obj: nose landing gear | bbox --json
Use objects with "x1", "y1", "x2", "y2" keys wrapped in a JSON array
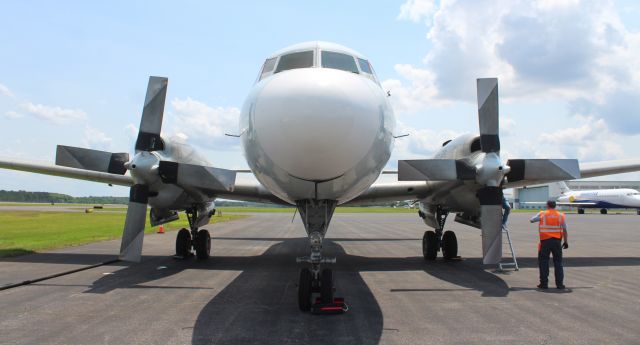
[
  {"x1": 296, "y1": 230, "x2": 337, "y2": 312},
  {"x1": 295, "y1": 200, "x2": 345, "y2": 314}
]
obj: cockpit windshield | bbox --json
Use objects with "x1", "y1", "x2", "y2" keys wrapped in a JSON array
[
  {"x1": 357, "y1": 58, "x2": 372, "y2": 74},
  {"x1": 257, "y1": 47, "x2": 380, "y2": 85},
  {"x1": 274, "y1": 51, "x2": 314, "y2": 74},
  {"x1": 321, "y1": 51, "x2": 359, "y2": 74},
  {"x1": 259, "y1": 57, "x2": 277, "y2": 80}
]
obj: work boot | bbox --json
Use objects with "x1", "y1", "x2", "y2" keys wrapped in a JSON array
[
  {"x1": 556, "y1": 284, "x2": 566, "y2": 289},
  {"x1": 537, "y1": 283, "x2": 548, "y2": 289}
]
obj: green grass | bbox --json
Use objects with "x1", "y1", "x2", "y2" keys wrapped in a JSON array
[{"x1": 0, "y1": 211, "x2": 246, "y2": 258}]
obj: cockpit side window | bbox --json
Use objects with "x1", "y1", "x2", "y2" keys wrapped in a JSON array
[
  {"x1": 357, "y1": 57, "x2": 381, "y2": 85},
  {"x1": 274, "y1": 51, "x2": 314, "y2": 73},
  {"x1": 358, "y1": 58, "x2": 372, "y2": 74},
  {"x1": 321, "y1": 51, "x2": 359, "y2": 74},
  {"x1": 259, "y1": 57, "x2": 277, "y2": 80}
]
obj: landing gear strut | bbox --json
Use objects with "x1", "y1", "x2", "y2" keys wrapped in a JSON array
[
  {"x1": 422, "y1": 205, "x2": 458, "y2": 260},
  {"x1": 295, "y1": 200, "x2": 338, "y2": 312},
  {"x1": 175, "y1": 206, "x2": 212, "y2": 260}
]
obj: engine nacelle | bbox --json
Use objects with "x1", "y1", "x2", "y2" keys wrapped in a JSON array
[{"x1": 434, "y1": 133, "x2": 482, "y2": 160}]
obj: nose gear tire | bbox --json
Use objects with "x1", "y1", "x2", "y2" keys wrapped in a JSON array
[
  {"x1": 298, "y1": 268, "x2": 312, "y2": 311},
  {"x1": 320, "y1": 269, "x2": 334, "y2": 304}
]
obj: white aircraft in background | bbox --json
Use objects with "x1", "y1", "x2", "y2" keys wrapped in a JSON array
[
  {"x1": 555, "y1": 181, "x2": 640, "y2": 215},
  {"x1": 2, "y1": 41, "x2": 640, "y2": 311}
]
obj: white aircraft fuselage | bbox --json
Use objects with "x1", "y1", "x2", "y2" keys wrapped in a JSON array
[
  {"x1": 557, "y1": 189, "x2": 640, "y2": 209},
  {"x1": 239, "y1": 42, "x2": 395, "y2": 204}
]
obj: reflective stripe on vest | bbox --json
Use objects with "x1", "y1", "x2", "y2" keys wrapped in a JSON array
[{"x1": 539, "y1": 210, "x2": 564, "y2": 240}]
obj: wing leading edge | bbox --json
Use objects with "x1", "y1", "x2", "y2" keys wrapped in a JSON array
[{"x1": 0, "y1": 157, "x2": 288, "y2": 205}]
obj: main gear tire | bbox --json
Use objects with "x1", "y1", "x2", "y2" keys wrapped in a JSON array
[
  {"x1": 423, "y1": 230, "x2": 438, "y2": 260},
  {"x1": 175, "y1": 228, "x2": 191, "y2": 258},
  {"x1": 442, "y1": 230, "x2": 458, "y2": 260},
  {"x1": 195, "y1": 229, "x2": 211, "y2": 260}
]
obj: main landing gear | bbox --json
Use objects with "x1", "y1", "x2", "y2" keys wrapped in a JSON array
[
  {"x1": 175, "y1": 207, "x2": 212, "y2": 260},
  {"x1": 422, "y1": 206, "x2": 458, "y2": 261},
  {"x1": 296, "y1": 200, "x2": 342, "y2": 312}
]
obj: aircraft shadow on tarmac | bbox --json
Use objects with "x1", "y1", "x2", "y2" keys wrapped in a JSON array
[{"x1": 4, "y1": 238, "x2": 640, "y2": 345}]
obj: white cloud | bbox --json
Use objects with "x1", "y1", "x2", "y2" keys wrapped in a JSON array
[
  {"x1": 519, "y1": 116, "x2": 625, "y2": 162},
  {"x1": 20, "y1": 102, "x2": 86, "y2": 124},
  {"x1": 3, "y1": 110, "x2": 22, "y2": 119},
  {"x1": 391, "y1": 121, "x2": 462, "y2": 162},
  {"x1": 124, "y1": 123, "x2": 138, "y2": 139},
  {"x1": 169, "y1": 97, "x2": 241, "y2": 151},
  {"x1": 383, "y1": 64, "x2": 442, "y2": 113},
  {"x1": 0, "y1": 83, "x2": 15, "y2": 98},
  {"x1": 535, "y1": 0, "x2": 580, "y2": 11},
  {"x1": 397, "y1": 0, "x2": 436, "y2": 23},
  {"x1": 83, "y1": 126, "x2": 112, "y2": 151},
  {"x1": 391, "y1": 0, "x2": 640, "y2": 110}
]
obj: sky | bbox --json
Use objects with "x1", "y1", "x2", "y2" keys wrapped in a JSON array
[{"x1": 1, "y1": 0, "x2": 640, "y2": 197}]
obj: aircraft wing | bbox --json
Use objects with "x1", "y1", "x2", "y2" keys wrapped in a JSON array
[
  {"x1": 503, "y1": 159, "x2": 640, "y2": 189},
  {"x1": 0, "y1": 157, "x2": 134, "y2": 187},
  {"x1": 353, "y1": 158, "x2": 640, "y2": 205},
  {"x1": 578, "y1": 159, "x2": 640, "y2": 179},
  {"x1": 0, "y1": 156, "x2": 289, "y2": 205},
  {"x1": 345, "y1": 181, "x2": 435, "y2": 205},
  {"x1": 216, "y1": 181, "x2": 290, "y2": 205}
]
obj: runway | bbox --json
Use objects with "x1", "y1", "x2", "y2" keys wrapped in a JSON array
[{"x1": 0, "y1": 212, "x2": 638, "y2": 345}]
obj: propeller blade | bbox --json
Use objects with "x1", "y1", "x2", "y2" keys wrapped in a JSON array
[
  {"x1": 398, "y1": 159, "x2": 476, "y2": 181},
  {"x1": 135, "y1": 76, "x2": 168, "y2": 152},
  {"x1": 119, "y1": 184, "x2": 149, "y2": 262},
  {"x1": 506, "y1": 159, "x2": 580, "y2": 183},
  {"x1": 477, "y1": 186, "x2": 503, "y2": 265},
  {"x1": 56, "y1": 145, "x2": 128, "y2": 175},
  {"x1": 476, "y1": 78, "x2": 500, "y2": 153},
  {"x1": 158, "y1": 161, "x2": 237, "y2": 192}
]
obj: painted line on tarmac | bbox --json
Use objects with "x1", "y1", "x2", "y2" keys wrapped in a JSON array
[{"x1": 0, "y1": 259, "x2": 120, "y2": 291}]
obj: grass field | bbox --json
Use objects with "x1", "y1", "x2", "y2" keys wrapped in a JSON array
[
  {"x1": 0, "y1": 202, "x2": 127, "y2": 207},
  {"x1": 0, "y1": 212, "x2": 246, "y2": 258}
]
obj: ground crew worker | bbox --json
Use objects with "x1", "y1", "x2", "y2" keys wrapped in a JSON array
[
  {"x1": 530, "y1": 200, "x2": 568, "y2": 289},
  {"x1": 502, "y1": 196, "x2": 511, "y2": 227}
]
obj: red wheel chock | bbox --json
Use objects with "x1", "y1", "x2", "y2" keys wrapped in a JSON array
[{"x1": 310, "y1": 297, "x2": 348, "y2": 315}]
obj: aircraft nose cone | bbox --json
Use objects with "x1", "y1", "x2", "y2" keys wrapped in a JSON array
[{"x1": 253, "y1": 69, "x2": 383, "y2": 181}]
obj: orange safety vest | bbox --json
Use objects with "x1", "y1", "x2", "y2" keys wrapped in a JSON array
[{"x1": 538, "y1": 209, "x2": 565, "y2": 241}]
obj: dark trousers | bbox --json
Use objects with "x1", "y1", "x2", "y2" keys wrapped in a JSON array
[{"x1": 538, "y1": 238, "x2": 564, "y2": 286}]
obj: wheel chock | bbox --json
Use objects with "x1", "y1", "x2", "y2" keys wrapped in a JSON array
[{"x1": 310, "y1": 297, "x2": 348, "y2": 315}]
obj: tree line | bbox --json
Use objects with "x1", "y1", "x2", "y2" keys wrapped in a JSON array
[{"x1": 0, "y1": 190, "x2": 128, "y2": 204}]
